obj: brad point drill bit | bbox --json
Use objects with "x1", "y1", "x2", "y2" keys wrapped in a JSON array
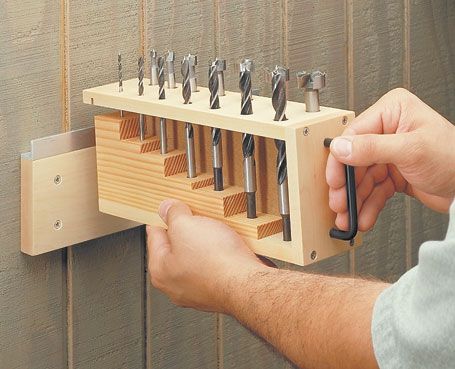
[
  {"x1": 239, "y1": 59, "x2": 256, "y2": 218},
  {"x1": 149, "y1": 49, "x2": 158, "y2": 85},
  {"x1": 215, "y1": 58, "x2": 226, "y2": 96},
  {"x1": 118, "y1": 53, "x2": 124, "y2": 117},
  {"x1": 138, "y1": 56, "x2": 146, "y2": 141},
  {"x1": 296, "y1": 70, "x2": 326, "y2": 112},
  {"x1": 182, "y1": 56, "x2": 196, "y2": 178},
  {"x1": 272, "y1": 66, "x2": 291, "y2": 241},
  {"x1": 166, "y1": 51, "x2": 176, "y2": 89},
  {"x1": 158, "y1": 56, "x2": 168, "y2": 154},
  {"x1": 209, "y1": 60, "x2": 223, "y2": 191},
  {"x1": 188, "y1": 54, "x2": 198, "y2": 92}
]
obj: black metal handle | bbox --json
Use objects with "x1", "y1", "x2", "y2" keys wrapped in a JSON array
[{"x1": 324, "y1": 138, "x2": 358, "y2": 241}]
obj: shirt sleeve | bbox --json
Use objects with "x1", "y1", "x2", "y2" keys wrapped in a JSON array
[{"x1": 371, "y1": 201, "x2": 455, "y2": 369}]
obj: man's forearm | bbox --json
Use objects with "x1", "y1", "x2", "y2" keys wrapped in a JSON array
[{"x1": 224, "y1": 266, "x2": 388, "y2": 369}]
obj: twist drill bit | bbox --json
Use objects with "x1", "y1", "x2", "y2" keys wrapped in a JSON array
[
  {"x1": 215, "y1": 58, "x2": 226, "y2": 96},
  {"x1": 209, "y1": 60, "x2": 223, "y2": 191},
  {"x1": 182, "y1": 56, "x2": 196, "y2": 178},
  {"x1": 166, "y1": 51, "x2": 176, "y2": 89},
  {"x1": 118, "y1": 53, "x2": 124, "y2": 117},
  {"x1": 239, "y1": 59, "x2": 256, "y2": 218},
  {"x1": 272, "y1": 66, "x2": 291, "y2": 241},
  {"x1": 296, "y1": 70, "x2": 326, "y2": 112},
  {"x1": 138, "y1": 56, "x2": 145, "y2": 141},
  {"x1": 157, "y1": 56, "x2": 168, "y2": 154},
  {"x1": 239, "y1": 59, "x2": 253, "y2": 115},
  {"x1": 188, "y1": 54, "x2": 198, "y2": 92},
  {"x1": 149, "y1": 49, "x2": 158, "y2": 86}
]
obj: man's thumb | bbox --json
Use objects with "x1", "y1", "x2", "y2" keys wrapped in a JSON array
[
  {"x1": 330, "y1": 134, "x2": 406, "y2": 166},
  {"x1": 158, "y1": 199, "x2": 193, "y2": 226}
]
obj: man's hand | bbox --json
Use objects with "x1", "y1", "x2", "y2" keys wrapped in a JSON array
[
  {"x1": 326, "y1": 88, "x2": 455, "y2": 232},
  {"x1": 147, "y1": 199, "x2": 263, "y2": 313}
]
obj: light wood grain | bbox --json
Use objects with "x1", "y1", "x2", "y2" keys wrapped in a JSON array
[{"x1": 21, "y1": 148, "x2": 138, "y2": 256}]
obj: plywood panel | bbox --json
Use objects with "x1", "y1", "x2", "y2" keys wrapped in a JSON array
[
  {"x1": 0, "y1": 1, "x2": 66, "y2": 368},
  {"x1": 67, "y1": 1, "x2": 145, "y2": 368},
  {"x1": 145, "y1": 1, "x2": 219, "y2": 368},
  {"x1": 352, "y1": 1, "x2": 407, "y2": 282}
]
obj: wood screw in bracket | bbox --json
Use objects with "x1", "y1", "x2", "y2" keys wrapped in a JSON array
[
  {"x1": 342, "y1": 116, "x2": 348, "y2": 125},
  {"x1": 53, "y1": 220, "x2": 62, "y2": 230},
  {"x1": 310, "y1": 250, "x2": 317, "y2": 260},
  {"x1": 54, "y1": 174, "x2": 62, "y2": 185},
  {"x1": 303, "y1": 127, "x2": 310, "y2": 136}
]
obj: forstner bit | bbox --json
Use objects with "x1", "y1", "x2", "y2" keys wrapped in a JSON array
[
  {"x1": 138, "y1": 56, "x2": 146, "y2": 141},
  {"x1": 166, "y1": 51, "x2": 177, "y2": 89},
  {"x1": 215, "y1": 58, "x2": 226, "y2": 96},
  {"x1": 188, "y1": 54, "x2": 198, "y2": 92},
  {"x1": 209, "y1": 60, "x2": 223, "y2": 191},
  {"x1": 296, "y1": 70, "x2": 326, "y2": 112},
  {"x1": 239, "y1": 59, "x2": 256, "y2": 219},
  {"x1": 157, "y1": 56, "x2": 168, "y2": 154},
  {"x1": 149, "y1": 49, "x2": 158, "y2": 86},
  {"x1": 118, "y1": 53, "x2": 124, "y2": 117},
  {"x1": 272, "y1": 65, "x2": 291, "y2": 241},
  {"x1": 181, "y1": 56, "x2": 196, "y2": 178}
]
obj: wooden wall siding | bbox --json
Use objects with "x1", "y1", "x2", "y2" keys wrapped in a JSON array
[
  {"x1": 0, "y1": 1, "x2": 66, "y2": 369},
  {"x1": 66, "y1": 1, "x2": 146, "y2": 368},
  {"x1": 0, "y1": 1, "x2": 453, "y2": 369},
  {"x1": 145, "y1": 2, "x2": 219, "y2": 369}
]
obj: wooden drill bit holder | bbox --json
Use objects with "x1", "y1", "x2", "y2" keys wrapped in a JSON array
[{"x1": 83, "y1": 78, "x2": 361, "y2": 265}]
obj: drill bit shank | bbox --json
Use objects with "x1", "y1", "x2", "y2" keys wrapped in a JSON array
[
  {"x1": 118, "y1": 53, "x2": 124, "y2": 117},
  {"x1": 215, "y1": 58, "x2": 226, "y2": 96},
  {"x1": 150, "y1": 49, "x2": 158, "y2": 85},
  {"x1": 297, "y1": 70, "x2": 326, "y2": 112},
  {"x1": 272, "y1": 66, "x2": 291, "y2": 241},
  {"x1": 209, "y1": 60, "x2": 223, "y2": 191},
  {"x1": 138, "y1": 56, "x2": 145, "y2": 141},
  {"x1": 242, "y1": 132, "x2": 257, "y2": 218},
  {"x1": 166, "y1": 51, "x2": 176, "y2": 89},
  {"x1": 158, "y1": 56, "x2": 167, "y2": 154}
]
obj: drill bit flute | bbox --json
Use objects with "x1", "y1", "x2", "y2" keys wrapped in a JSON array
[
  {"x1": 209, "y1": 60, "x2": 223, "y2": 191},
  {"x1": 157, "y1": 56, "x2": 167, "y2": 154},
  {"x1": 272, "y1": 66, "x2": 291, "y2": 241},
  {"x1": 138, "y1": 56, "x2": 146, "y2": 141},
  {"x1": 149, "y1": 49, "x2": 158, "y2": 86},
  {"x1": 188, "y1": 54, "x2": 198, "y2": 92},
  {"x1": 166, "y1": 51, "x2": 176, "y2": 89},
  {"x1": 118, "y1": 53, "x2": 124, "y2": 117},
  {"x1": 239, "y1": 59, "x2": 257, "y2": 218},
  {"x1": 215, "y1": 58, "x2": 226, "y2": 96},
  {"x1": 182, "y1": 56, "x2": 196, "y2": 178}
]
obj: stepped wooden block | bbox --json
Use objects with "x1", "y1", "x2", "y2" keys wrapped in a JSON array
[
  {"x1": 85, "y1": 79, "x2": 363, "y2": 265},
  {"x1": 94, "y1": 113, "x2": 279, "y2": 241}
]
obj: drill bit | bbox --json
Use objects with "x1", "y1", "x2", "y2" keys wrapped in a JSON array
[
  {"x1": 215, "y1": 58, "x2": 226, "y2": 96},
  {"x1": 272, "y1": 66, "x2": 291, "y2": 241},
  {"x1": 296, "y1": 70, "x2": 326, "y2": 112},
  {"x1": 209, "y1": 60, "x2": 223, "y2": 191},
  {"x1": 118, "y1": 53, "x2": 124, "y2": 117},
  {"x1": 188, "y1": 54, "x2": 198, "y2": 92},
  {"x1": 138, "y1": 56, "x2": 145, "y2": 141},
  {"x1": 166, "y1": 51, "x2": 176, "y2": 89},
  {"x1": 239, "y1": 59, "x2": 253, "y2": 115},
  {"x1": 182, "y1": 56, "x2": 196, "y2": 178},
  {"x1": 239, "y1": 59, "x2": 256, "y2": 218},
  {"x1": 149, "y1": 49, "x2": 158, "y2": 85},
  {"x1": 157, "y1": 56, "x2": 167, "y2": 154}
]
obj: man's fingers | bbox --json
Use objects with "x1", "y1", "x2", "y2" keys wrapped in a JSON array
[
  {"x1": 330, "y1": 133, "x2": 409, "y2": 167},
  {"x1": 146, "y1": 225, "x2": 171, "y2": 278},
  {"x1": 158, "y1": 199, "x2": 193, "y2": 226}
]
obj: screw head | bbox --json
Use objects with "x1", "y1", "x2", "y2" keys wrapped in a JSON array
[
  {"x1": 303, "y1": 127, "x2": 310, "y2": 136},
  {"x1": 53, "y1": 220, "x2": 62, "y2": 230},
  {"x1": 54, "y1": 175, "x2": 62, "y2": 185},
  {"x1": 310, "y1": 250, "x2": 317, "y2": 260},
  {"x1": 342, "y1": 116, "x2": 348, "y2": 125}
]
